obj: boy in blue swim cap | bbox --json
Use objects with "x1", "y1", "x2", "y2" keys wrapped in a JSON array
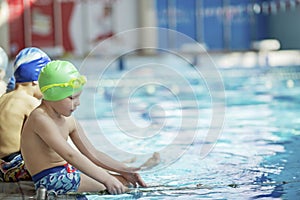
[
  {"x1": 21, "y1": 60, "x2": 160, "y2": 195},
  {"x1": 0, "y1": 47, "x2": 51, "y2": 182}
]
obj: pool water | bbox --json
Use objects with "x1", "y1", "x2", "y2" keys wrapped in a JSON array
[{"x1": 74, "y1": 55, "x2": 300, "y2": 199}]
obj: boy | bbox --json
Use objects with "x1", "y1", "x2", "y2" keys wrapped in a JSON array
[
  {"x1": 21, "y1": 60, "x2": 153, "y2": 195},
  {"x1": 0, "y1": 47, "x2": 51, "y2": 181}
]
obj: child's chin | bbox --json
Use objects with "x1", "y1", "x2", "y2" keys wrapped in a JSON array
[{"x1": 64, "y1": 112, "x2": 73, "y2": 117}]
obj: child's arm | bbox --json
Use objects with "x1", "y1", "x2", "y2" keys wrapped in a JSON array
[
  {"x1": 35, "y1": 114, "x2": 127, "y2": 194},
  {"x1": 69, "y1": 118, "x2": 147, "y2": 187}
]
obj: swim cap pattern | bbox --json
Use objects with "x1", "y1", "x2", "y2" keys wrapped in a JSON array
[
  {"x1": 0, "y1": 47, "x2": 8, "y2": 71},
  {"x1": 38, "y1": 60, "x2": 86, "y2": 101},
  {"x1": 14, "y1": 47, "x2": 51, "y2": 83}
]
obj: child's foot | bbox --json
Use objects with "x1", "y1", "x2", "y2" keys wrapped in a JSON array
[{"x1": 139, "y1": 152, "x2": 161, "y2": 170}]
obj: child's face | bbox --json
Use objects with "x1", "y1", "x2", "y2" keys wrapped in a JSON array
[{"x1": 53, "y1": 91, "x2": 82, "y2": 117}]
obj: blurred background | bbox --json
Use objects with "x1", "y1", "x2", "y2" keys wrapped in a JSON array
[{"x1": 1, "y1": 0, "x2": 300, "y2": 59}]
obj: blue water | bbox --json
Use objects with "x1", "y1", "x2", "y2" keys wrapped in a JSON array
[{"x1": 74, "y1": 56, "x2": 300, "y2": 199}]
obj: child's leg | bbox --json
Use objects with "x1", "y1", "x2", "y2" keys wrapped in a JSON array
[
  {"x1": 122, "y1": 152, "x2": 161, "y2": 170},
  {"x1": 77, "y1": 173, "x2": 106, "y2": 192},
  {"x1": 77, "y1": 152, "x2": 161, "y2": 193}
]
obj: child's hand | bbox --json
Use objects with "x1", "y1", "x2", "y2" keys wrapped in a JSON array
[
  {"x1": 121, "y1": 168, "x2": 147, "y2": 188},
  {"x1": 104, "y1": 176, "x2": 127, "y2": 195}
]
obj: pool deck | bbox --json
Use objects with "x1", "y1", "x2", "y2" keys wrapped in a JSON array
[
  {"x1": 0, "y1": 181, "x2": 35, "y2": 199},
  {"x1": 0, "y1": 181, "x2": 80, "y2": 199}
]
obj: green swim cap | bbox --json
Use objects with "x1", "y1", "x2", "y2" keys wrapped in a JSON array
[{"x1": 38, "y1": 60, "x2": 86, "y2": 101}]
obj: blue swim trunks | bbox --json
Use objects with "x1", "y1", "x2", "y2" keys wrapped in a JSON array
[{"x1": 32, "y1": 163, "x2": 81, "y2": 195}]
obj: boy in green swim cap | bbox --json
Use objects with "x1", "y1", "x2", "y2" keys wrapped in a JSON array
[{"x1": 21, "y1": 60, "x2": 158, "y2": 195}]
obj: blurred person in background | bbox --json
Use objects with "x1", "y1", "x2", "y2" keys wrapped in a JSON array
[{"x1": 0, "y1": 47, "x2": 8, "y2": 96}]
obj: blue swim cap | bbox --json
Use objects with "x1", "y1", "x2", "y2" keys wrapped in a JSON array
[{"x1": 14, "y1": 47, "x2": 51, "y2": 83}]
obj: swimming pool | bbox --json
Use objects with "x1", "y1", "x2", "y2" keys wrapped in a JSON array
[{"x1": 72, "y1": 54, "x2": 300, "y2": 199}]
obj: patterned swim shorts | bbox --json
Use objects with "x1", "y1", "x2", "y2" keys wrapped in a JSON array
[
  {"x1": 32, "y1": 163, "x2": 81, "y2": 195},
  {"x1": 0, "y1": 153, "x2": 31, "y2": 182}
]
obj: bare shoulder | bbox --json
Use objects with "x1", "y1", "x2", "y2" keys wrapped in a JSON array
[
  {"x1": 25, "y1": 107, "x2": 51, "y2": 128},
  {"x1": 17, "y1": 93, "x2": 40, "y2": 108},
  {"x1": 0, "y1": 92, "x2": 39, "y2": 121},
  {"x1": 2, "y1": 91, "x2": 39, "y2": 112},
  {"x1": 28, "y1": 106, "x2": 44, "y2": 117},
  {"x1": 22, "y1": 107, "x2": 46, "y2": 139}
]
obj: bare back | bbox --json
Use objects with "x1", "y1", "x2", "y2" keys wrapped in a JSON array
[{"x1": 0, "y1": 90, "x2": 40, "y2": 158}]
